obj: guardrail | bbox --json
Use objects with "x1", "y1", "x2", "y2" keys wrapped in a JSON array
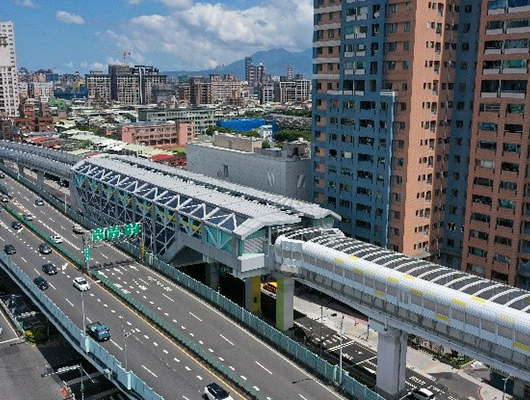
[
  {"x1": 0, "y1": 250, "x2": 162, "y2": 400},
  {"x1": 0, "y1": 162, "x2": 385, "y2": 400}
]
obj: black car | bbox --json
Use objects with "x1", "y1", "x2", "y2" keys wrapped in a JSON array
[
  {"x1": 34, "y1": 199, "x2": 44, "y2": 206},
  {"x1": 11, "y1": 221, "x2": 22, "y2": 230},
  {"x1": 3, "y1": 244, "x2": 16, "y2": 255},
  {"x1": 38, "y1": 243, "x2": 52, "y2": 255},
  {"x1": 42, "y1": 263, "x2": 58, "y2": 275},
  {"x1": 33, "y1": 277, "x2": 48, "y2": 290}
]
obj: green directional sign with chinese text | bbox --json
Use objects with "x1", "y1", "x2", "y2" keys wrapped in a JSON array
[
  {"x1": 91, "y1": 228, "x2": 106, "y2": 242},
  {"x1": 106, "y1": 225, "x2": 121, "y2": 240},
  {"x1": 124, "y1": 222, "x2": 141, "y2": 236}
]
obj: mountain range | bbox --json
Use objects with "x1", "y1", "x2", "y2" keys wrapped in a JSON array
[{"x1": 164, "y1": 48, "x2": 312, "y2": 80}]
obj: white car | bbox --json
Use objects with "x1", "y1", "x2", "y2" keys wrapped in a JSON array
[
  {"x1": 412, "y1": 388, "x2": 435, "y2": 400},
  {"x1": 73, "y1": 277, "x2": 90, "y2": 291},
  {"x1": 73, "y1": 224, "x2": 85, "y2": 234},
  {"x1": 24, "y1": 212, "x2": 35, "y2": 221},
  {"x1": 51, "y1": 235, "x2": 63, "y2": 244},
  {"x1": 203, "y1": 383, "x2": 234, "y2": 400}
]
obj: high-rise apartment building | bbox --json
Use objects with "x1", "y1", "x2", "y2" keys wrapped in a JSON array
[
  {"x1": 245, "y1": 56, "x2": 253, "y2": 82},
  {"x1": 286, "y1": 64, "x2": 295, "y2": 80},
  {"x1": 311, "y1": 1, "x2": 479, "y2": 260},
  {"x1": 0, "y1": 18, "x2": 19, "y2": 117},
  {"x1": 462, "y1": 1, "x2": 530, "y2": 289}
]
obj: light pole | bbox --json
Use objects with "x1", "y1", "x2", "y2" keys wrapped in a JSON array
[
  {"x1": 123, "y1": 328, "x2": 136, "y2": 371},
  {"x1": 502, "y1": 374, "x2": 512, "y2": 400},
  {"x1": 338, "y1": 314, "x2": 344, "y2": 385},
  {"x1": 64, "y1": 191, "x2": 67, "y2": 213},
  {"x1": 319, "y1": 304, "x2": 323, "y2": 357}
]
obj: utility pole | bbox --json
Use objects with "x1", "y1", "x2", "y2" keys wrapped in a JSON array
[
  {"x1": 319, "y1": 304, "x2": 323, "y2": 357},
  {"x1": 338, "y1": 314, "x2": 344, "y2": 385}
]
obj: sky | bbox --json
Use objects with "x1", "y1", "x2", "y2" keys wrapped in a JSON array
[{"x1": 1, "y1": 0, "x2": 313, "y2": 73}]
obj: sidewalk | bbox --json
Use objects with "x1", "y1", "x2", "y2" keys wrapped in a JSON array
[{"x1": 293, "y1": 290, "x2": 511, "y2": 400}]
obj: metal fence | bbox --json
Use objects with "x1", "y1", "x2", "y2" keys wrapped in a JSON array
[
  {"x1": 0, "y1": 162, "x2": 385, "y2": 400},
  {"x1": 0, "y1": 250, "x2": 162, "y2": 400}
]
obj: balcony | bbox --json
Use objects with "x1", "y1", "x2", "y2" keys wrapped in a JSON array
[
  {"x1": 481, "y1": 91, "x2": 498, "y2": 98},
  {"x1": 507, "y1": 26, "x2": 530, "y2": 34},
  {"x1": 485, "y1": 48, "x2": 503, "y2": 55},
  {"x1": 483, "y1": 68, "x2": 501, "y2": 75},
  {"x1": 500, "y1": 91, "x2": 526, "y2": 99},
  {"x1": 502, "y1": 68, "x2": 527, "y2": 74},
  {"x1": 486, "y1": 28, "x2": 504, "y2": 35},
  {"x1": 505, "y1": 47, "x2": 529, "y2": 54}
]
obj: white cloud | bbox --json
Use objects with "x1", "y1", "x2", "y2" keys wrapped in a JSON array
[
  {"x1": 64, "y1": 61, "x2": 74, "y2": 68},
  {"x1": 56, "y1": 11, "x2": 85, "y2": 25},
  {"x1": 90, "y1": 62, "x2": 105, "y2": 70},
  {"x1": 14, "y1": 0, "x2": 37, "y2": 8},
  {"x1": 157, "y1": 0, "x2": 192, "y2": 9},
  {"x1": 126, "y1": 0, "x2": 142, "y2": 4},
  {"x1": 80, "y1": 62, "x2": 88, "y2": 68},
  {"x1": 101, "y1": 0, "x2": 312, "y2": 70}
]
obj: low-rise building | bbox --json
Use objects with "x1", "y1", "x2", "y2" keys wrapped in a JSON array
[
  {"x1": 120, "y1": 121, "x2": 193, "y2": 148},
  {"x1": 187, "y1": 133, "x2": 311, "y2": 201},
  {"x1": 138, "y1": 107, "x2": 216, "y2": 138}
]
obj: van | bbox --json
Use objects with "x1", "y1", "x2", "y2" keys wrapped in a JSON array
[{"x1": 412, "y1": 388, "x2": 435, "y2": 400}]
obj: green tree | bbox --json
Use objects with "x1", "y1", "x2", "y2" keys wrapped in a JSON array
[{"x1": 274, "y1": 129, "x2": 311, "y2": 142}]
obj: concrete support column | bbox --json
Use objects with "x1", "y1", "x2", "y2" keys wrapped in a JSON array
[
  {"x1": 205, "y1": 262, "x2": 220, "y2": 291},
  {"x1": 244, "y1": 276, "x2": 261, "y2": 316},
  {"x1": 36, "y1": 170, "x2": 44, "y2": 188},
  {"x1": 275, "y1": 276, "x2": 294, "y2": 331},
  {"x1": 17, "y1": 164, "x2": 25, "y2": 177},
  {"x1": 372, "y1": 320, "x2": 407, "y2": 399}
]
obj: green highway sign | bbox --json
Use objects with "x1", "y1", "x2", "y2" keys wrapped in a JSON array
[
  {"x1": 124, "y1": 222, "x2": 141, "y2": 236},
  {"x1": 83, "y1": 248, "x2": 91, "y2": 262},
  {"x1": 106, "y1": 225, "x2": 121, "y2": 240},
  {"x1": 91, "y1": 228, "x2": 106, "y2": 242}
]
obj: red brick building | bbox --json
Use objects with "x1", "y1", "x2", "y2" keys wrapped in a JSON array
[{"x1": 120, "y1": 121, "x2": 194, "y2": 148}]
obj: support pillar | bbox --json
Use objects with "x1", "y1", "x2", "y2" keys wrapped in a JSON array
[
  {"x1": 36, "y1": 170, "x2": 44, "y2": 188},
  {"x1": 17, "y1": 164, "x2": 25, "y2": 177},
  {"x1": 275, "y1": 276, "x2": 294, "y2": 331},
  {"x1": 244, "y1": 276, "x2": 261, "y2": 316},
  {"x1": 372, "y1": 320, "x2": 407, "y2": 400},
  {"x1": 205, "y1": 262, "x2": 220, "y2": 291}
]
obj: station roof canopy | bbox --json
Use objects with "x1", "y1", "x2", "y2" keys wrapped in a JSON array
[{"x1": 72, "y1": 156, "x2": 338, "y2": 238}]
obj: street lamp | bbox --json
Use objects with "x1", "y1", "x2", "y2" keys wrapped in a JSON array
[
  {"x1": 123, "y1": 328, "x2": 136, "y2": 371},
  {"x1": 502, "y1": 374, "x2": 512, "y2": 400},
  {"x1": 338, "y1": 314, "x2": 344, "y2": 385}
]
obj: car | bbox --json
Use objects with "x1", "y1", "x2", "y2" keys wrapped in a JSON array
[
  {"x1": 73, "y1": 224, "x2": 85, "y2": 234},
  {"x1": 24, "y1": 212, "x2": 35, "y2": 221},
  {"x1": 203, "y1": 383, "x2": 234, "y2": 400},
  {"x1": 11, "y1": 221, "x2": 22, "y2": 230},
  {"x1": 34, "y1": 199, "x2": 44, "y2": 206},
  {"x1": 38, "y1": 243, "x2": 52, "y2": 254},
  {"x1": 50, "y1": 235, "x2": 63, "y2": 244},
  {"x1": 42, "y1": 263, "x2": 58, "y2": 275},
  {"x1": 1, "y1": 196, "x2": 8, "y2": 203},
  {"x1": 411, "y1": 388, "x2": 436, "y2": 400},
  {"x1": 0, "y1": 173, "x2": 4, "y2": 178},
  {"x1": 73, "y1": 277, "x2": 90, "y2": 291},
  {"x1": 3, "y1": 244, "x2": 16, "y2": 255},
  {"x1": 33, "y1": 277, "x2": 48, "y2": 290}
]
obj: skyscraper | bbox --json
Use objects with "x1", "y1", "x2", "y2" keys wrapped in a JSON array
[
  {"x1": 311, "y1": 1, "x2": 477, "y2": 262},
  {"x1": 0, "y1": 17, "x2": 19, "y2": 117},
  {"x1": 462, "y1": 2, "x2": 530, "y2": 289},
  {"x1": 245, "y1": 56, "x2": 253, "y2": 83},
  {"x1": 286, "y1": 64, "x2": 294, "y2": 81}
]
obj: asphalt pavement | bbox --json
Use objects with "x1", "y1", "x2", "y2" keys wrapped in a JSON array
[{"x1": 0, "y1": 173, "x2": 347, "y2": 400}]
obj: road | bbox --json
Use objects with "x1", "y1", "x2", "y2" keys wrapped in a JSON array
[{"x1": 0, "y1": 173, "x2": 345, "y2": 400}]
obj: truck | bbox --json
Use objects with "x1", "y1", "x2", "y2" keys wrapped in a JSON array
[{"x1": 86, "y1": 322, "x2": 110, "y2": 341}]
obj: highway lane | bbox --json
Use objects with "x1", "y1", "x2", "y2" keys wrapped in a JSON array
[
  {"x1": 1, "y1": 174, "x2": 348, "y2": 400},
  {"x1": 0, "y1": 208, "x2": 246, "y2": 400}
]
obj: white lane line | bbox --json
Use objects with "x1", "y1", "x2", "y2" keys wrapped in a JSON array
[
  {"x1": 111, "y1": 340, "x2": 124, "y2": 351},
  {"x1": 196, "y1": 375, "x2": 203, "y2": 381},
  {"x1": 185, "y1": 366, "x2": 191, "y2": 371},
  {"x1": 49, "y1": 218, "x2": 55, "y2": 223},
  {"x1": 163, "y1": 349, "x2": 168, "y2": 354},
  {"x1": 49, "y1": 282, "x2": 56, "y2": 290},
  {"x1": 299, "y1": 395, "x2": 308, "y2": 400},
  {"x1": 219, "y1": 334, "x2": 234, "y2": 346},
  {"x1": 60, "y1": 226, "x2": 65, "y2": 230},
  {"x1": 188, "y1": 312, "x2": 202, "y2": 322},
  {"x1": 101, "y1": 254, "x2": 108, "y2": 259},
  {"x1": 86, "y1": 317, "x2": 93, "y2": 323},
  {"x1": 182, "y1": 397, "x2": 190, "y2": 400},
  {"x1": 199, "y1": 340, "x2": 203, "y2": 345},
  {"x1": 255, "y1": 361, "x2": 273, "y2": 375},
  {"x1": 139, "y1": 278, "x2": 150, "y2": 285},
  {"x1": 21, "y1": 257, "x2": 27, "y2": 263},
  {"x1": 153, "y1": 342, "x2": 158, "y2": 347},
  {"x1": 174, "y1": 357, "x2": 180, "y2": 363},
  {"x1": 0, "y1": 236, "x2": 4, "y2": 241},
  {"x1": 162, "y1": 293, "x2": 174, "y2": 302},
  {"x1": 33, "y1": 268, "x2": 41, "y2": 275},
  {"x1": 65, "y1": 298, "x2": 75, "y2": 307},
  {"x1": 141, "y1": 365, "x2": 158, "y2": 378},
  {"x1": 126, "y1": 321, "x2": 132, "y2": 326}
]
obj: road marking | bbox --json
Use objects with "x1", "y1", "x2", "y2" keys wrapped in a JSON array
[
  {"x1": 101, "y1": 254, "x2": 108, "y2": 259},
  {"x1": 163, "y1": 349, "x2": 168, "y2": 354},
  {"x1": 144, "y1": 335, "x2": 149, "y2": 339},
  {"x1": 139, "y1": 277, "x2": 150, "y2": 285},
  {"x1": 33, "y1": 268, "x2": 40, "y2": 275},
  {"x1": 49, "y1": 218, "x2": 55, "y2": 223},
  {"x1": 255, "y1": 361, "x2": 273, "y2": 375},
  {"x1": 141, "y1": 365, "x2": 158, "y2": 378},
  {"x1": 153, "y1": 342, "x2": 158, "y2": 347},
  {"x1": 219, "y1": 334, "x2": 234, "y2": 346},
  {"x1": 181, "y1": 325, "x2": 186, "y2": 330},
  {"x1": 111, "y1": 309, "x2": 116, "y2": 313},
  {"x1": 65, "y1": 298, "x2": 75, "y2": 307},
  {"x1": 60, "y1": 225, "x2": 65, "y2": 230},
  {"x1": 21, "y1": 257, "x2": 27, "y2": 263},
  {"x1": 196, "y1": 375, "x2": 203, "y2": 381},
  {"x1": 174, "y1": 357, "x2": 180, "y2": 363},
  {"x1": 0, "y1": 236, "x2": 4, "y2": 241},
  {"x1": 162, "y1": 293, "x2": 174, "y2": 302},
  {"x1": 185, "y1": 366, "x2": 191, "y2": 371},
  {"x1": 103, "y1": 303, "x2": 108, "y2": 308},
  {"x1": 49, "y1": 282, "x2": 56, "y2": 290},
  {"x1": 86, "y1": 317, "x2": 93, "y2": 323},
  {"x1": 208, "y1": 348, "x2": 214, "y2": 353},
  {"x1": 126, "y1": 321, "x2": 132, "y2": 326},
  {"x1": 189, "y1": 333, "x2": 194, "y2": 337},
  {"x1": 240, "y1": 375, "x2": 247, "y2": 381},
  {"x1": 111, "y1": 340, "x2": 124, "y2": 351},
  {"x1": 299, "y1": 395, "x2": 308, "y2": 400},
  {"x1": 219, "y1": 357, "x2": 224, "y2": 362},
  {"x1": 199, "y1": 340, "x2": 203, "y2": 345},
  {"x1": 188, "y1": 312, "x2": 202, "y2": 322},
  {"x1": 172, "y1": 319, "x2": 177, "y2": 323},
  {"x1": 228, "y1": 366, "x2": 234, "y2": 371},
  {"x1": 182, "y1": 397, "x2": 190, "y2": 400}
]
